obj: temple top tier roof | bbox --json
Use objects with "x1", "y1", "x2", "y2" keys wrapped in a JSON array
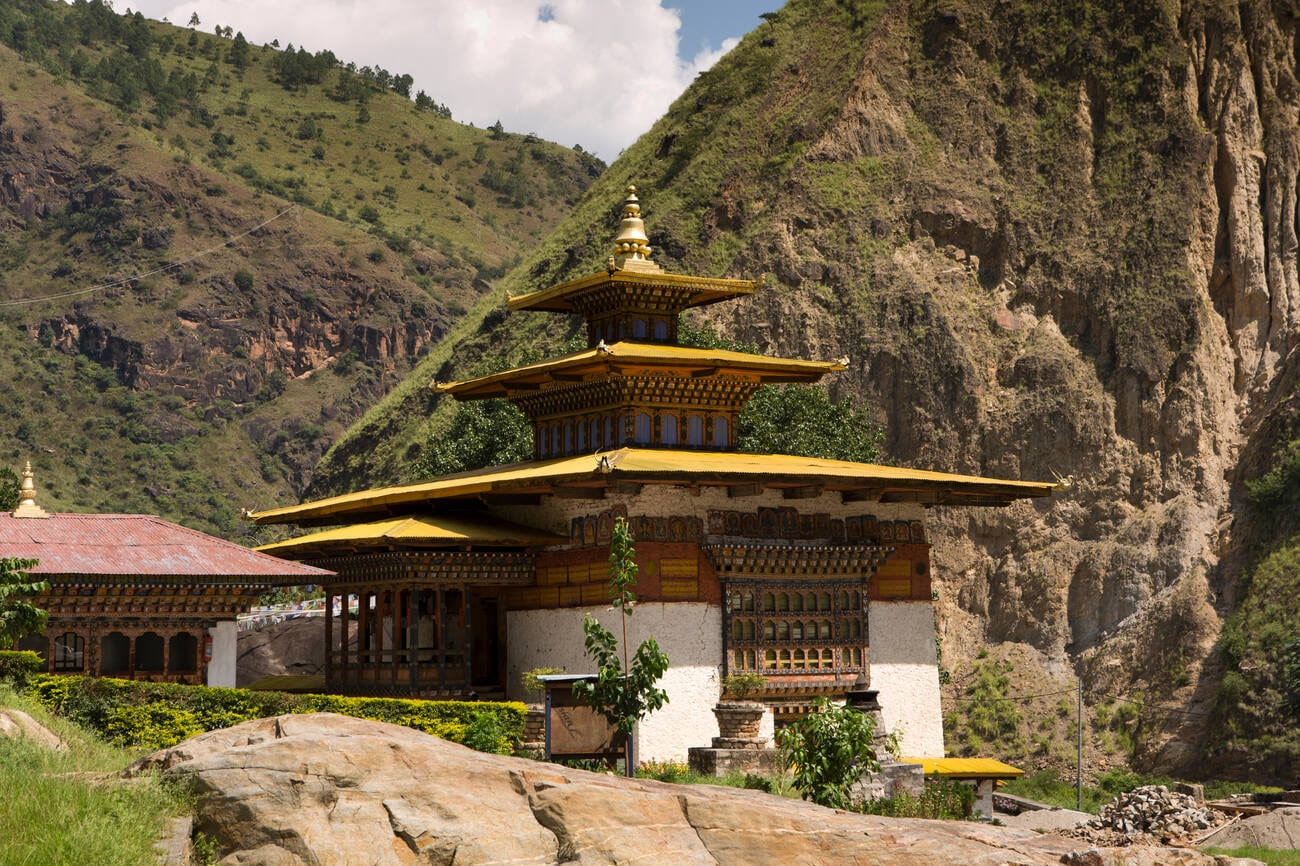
[{"x1": 506, "y1": 186, "x2": 759, "y2": 320}]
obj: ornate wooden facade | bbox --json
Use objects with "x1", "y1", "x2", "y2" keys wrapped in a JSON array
[{"x1": 3, "y1": 463, "x2": 326, "y2": 685}]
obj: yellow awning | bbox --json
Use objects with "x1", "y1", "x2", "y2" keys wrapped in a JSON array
[
  {"x1": 434, "y1": 341, "x2": 845, "y2": 399},
  {"x1": 256, "y1": 513, "x2": 566, "y2": 554},
  {"x1": 900, "y1": 757, "x2": 1024, "y2": 779},
  {"x1": 249, "y1": 448, "x2": 1059, "y2": 526}
]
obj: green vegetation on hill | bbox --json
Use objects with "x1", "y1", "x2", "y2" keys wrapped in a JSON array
[{"x1": 0, "y1": 0, "x2": 599, "y2": 534}]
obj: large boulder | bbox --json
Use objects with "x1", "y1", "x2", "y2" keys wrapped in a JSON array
[{"x1": 132, "y1": 714, "x2": 1259, "y2": 866}]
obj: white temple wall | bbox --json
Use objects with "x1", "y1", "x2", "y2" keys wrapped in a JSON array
[
  {"x1": 206, "y1": 620, "x2": 238, "y2": 687},
  {"x1": 868, "y1": 600, "x2": 944, "y2": 757},
  {"x1": 507, "y1": 602, "x2": 722, "y2": 763}
]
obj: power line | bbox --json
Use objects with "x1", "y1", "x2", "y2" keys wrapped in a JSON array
[{"x1": 0, "y1": 205, "x2": 298, "y2": 309}]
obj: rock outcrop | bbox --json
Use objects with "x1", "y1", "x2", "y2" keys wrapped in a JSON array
[
  {"x1": 0, "y1": 708, "x2": 66, "y2": 752},
  {"x1": 132, "y1": 714, "x2": 1257, "y2": 866}
]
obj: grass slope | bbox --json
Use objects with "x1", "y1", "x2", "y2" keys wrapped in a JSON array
[{"x1": 0, "y1": 685, "x2": 184, "y2": 866}]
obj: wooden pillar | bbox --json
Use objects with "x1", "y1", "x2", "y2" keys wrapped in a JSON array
[
  {"x1": 390, "y1": 589, "x2": 401, "y2": 684},
  {"x1": 324, "y1": 589, "x2": 334, "y2": 687},
  {"x1": 407, "y1": 588, "x2": 418, "y2": 687},
  {"x1": 435, "y1": 587, "x2": 445, "y2": 688},
  {"x1": 161, "y1": 629, "x2": 170, "y2": 677},
  {"x1": 462, "y1": 586, "x2": 472, "y2": 690},
  {"x1": 358, "y1": 588, "x2": 370, "y2": 676},
  {"x1": 127, "y1": 631, "x2": 136, "y2": 680}
]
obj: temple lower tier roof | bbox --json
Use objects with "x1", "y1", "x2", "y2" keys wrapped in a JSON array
[
  {"x1": 249, "y1": 448, "x2": 1058, "y2": 527},
  {"x1": 255, "y1": 513, "x2": 567, "y2": 558},
  {"x1": 434, "y1": 341, "x2": 845, "y2": 401}
]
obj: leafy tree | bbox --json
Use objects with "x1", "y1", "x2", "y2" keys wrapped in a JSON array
[
  {"x1": 738, "y1": 385, "x2": 883, "y2": 463},
  {"x1": 414, "y1": 401, "x2": 531, "y2": 478},
  {"x1": 572, "y1": 518, "x2": 669, "y2": 771},
  {"x1": 233, "y1": 269, "x2": 254, "y2": 291},
  {"x1": 0, "y1": 557, "x2": 48, "y2": 649},
  {"x1": 489, "y1": 120, "x2": 505, "y2": 139},
  {"x1": 188, "y1": 12, "x2": 200, "y2": 28},
  {"x1": 228, "y1": 31, "x2": 250, "y2": 68},
  {"x1": 0, "y1": 467, "x2": 18, "y2": 511},
  {"x1": 776, "y1": 696, "x2": 882, "y2": 809}
]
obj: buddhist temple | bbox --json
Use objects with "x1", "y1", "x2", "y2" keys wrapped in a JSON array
[
  {"x1": 252, "y1": 186, "x2": 1060, "y2": 760},
  {"x1": 2, "y1": 462, "x2": 327, "y2": 686}
]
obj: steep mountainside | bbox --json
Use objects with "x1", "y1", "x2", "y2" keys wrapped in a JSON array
[
  {"x1": 0, "y1": 1, "x2": 599, "y2": 537},
  {"x1": 316, "y1": 0, "x2": 1300, "y2": 778}
]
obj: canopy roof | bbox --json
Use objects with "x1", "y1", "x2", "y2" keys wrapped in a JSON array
[
  {"x1": 256, "y1": 513, "x2": 566, "y2": 557},
  {"x1": 507, "y1": 270, "x2": 759, "y2": 314},
  {"x1": 435, "y1": 341, "x2": 845, "y2": 400},
  {"x1": 250, "y1": 448, "x2": 1058, "y2": 526},
  {"x1": 0, "y1": 512, "x2": 329, "y2": 581},
  {"x1": 899, "y1": 757, "x2": 1024, "y2": 779}
]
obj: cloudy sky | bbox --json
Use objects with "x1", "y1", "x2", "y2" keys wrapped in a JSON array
[{"x1": 122, "y1": 0, "x2": 779, "y2": 161}]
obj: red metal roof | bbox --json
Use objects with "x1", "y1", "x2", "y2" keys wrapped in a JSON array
[{"x1": 0, "y1": 513, "x2": 329, "y2": 580}]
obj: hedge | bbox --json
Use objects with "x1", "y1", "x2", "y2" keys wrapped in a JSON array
[
  {"x1": 22, "y1": 675, "x2": 526, "y2": 754},
  {"x1": 0, "y1": 650, "x2": 44, "y2": 688}
]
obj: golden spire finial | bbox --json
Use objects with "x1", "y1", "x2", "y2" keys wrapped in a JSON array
[
  {"x1": 13, "y1": 460, "x2": 49, "y2": 518},
  {"x1": 610, "y1": 184, "x2": 662, "y2": 274}
]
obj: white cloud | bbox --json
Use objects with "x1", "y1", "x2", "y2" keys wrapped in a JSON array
[{"x1": 125, "y1": 0, "x2": 741, "y2": 160}]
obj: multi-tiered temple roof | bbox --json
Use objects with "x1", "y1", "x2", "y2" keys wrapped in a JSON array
[{"x1": 437, "y1": 186, "x2": 845, "y2": 458}]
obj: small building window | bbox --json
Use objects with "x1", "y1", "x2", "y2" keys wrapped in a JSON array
[
  {"x1": 564, "y1": 423, "x2": 574, "y2": 454},
  {"x1": 52, "y1": 633, "x2": 82, "y2": 672},
  {"x1": 101, "y1": 632, "x2": 129, "y2": 673},
  {"x1": 591, "y1": 419, "x2": 601, "y2": 450},
  {"x1": 169, "y1": 632, "x2": 198, "y2": 672},
  {"x1": 632, "y1": 318, "x2": 647, "y2": 339},
  {"x1": 687, "y1": 415, "x2": 704, "y2": 446},
  {"x1": 539, "y1": 431, "x2": 549, "y2": 458},
  {"x1": 713, "y1": 416, "x2": 729, "y2": 448},
  {"x1": 577, "y1": 420, "x2": 587, "y2": 451},
  {"x1": 661, "y1": 414, "x2": 678, "y2": 445},
  {"x1": 552, "y1": 425, "x2": 560, "y2": 456},
  {"x1": 634, "y1": 413, "x2": 651, "y2": 445},
  {"x1": 654, "y1": 319, "x2": 668, "y2": 340},
  {"x1": 136, "y1": 632, "x2": 164, "y2": 672},
  {"x1": 604, "y1": 417, "x2": 614, "y2": 449}
]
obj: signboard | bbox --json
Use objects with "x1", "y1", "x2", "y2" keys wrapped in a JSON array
[{"x1": 541, "y1": 675, "x2": 631, "y2": 767}]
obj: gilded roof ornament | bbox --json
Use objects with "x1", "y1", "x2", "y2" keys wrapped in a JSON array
[
  {"x1": 610, "y1": 185, "x2": 662, "y2": 274},
  {"x1": 12, "y1": 460, "x2": 49, "y2": 518}
]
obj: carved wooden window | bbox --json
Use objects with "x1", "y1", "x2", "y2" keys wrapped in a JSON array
[
  {"x1": 687, "y1": 415, "x2": 704, "y2": 446},
  {"x1": 632, "y1": 318, "x2": 647, "y2": 339},
  {"x1": 662, "y1": 413, "x2": 678, "y2": 445},
  {"x1": 713, "y1": 416, "x2": 729, "y2": 448},
  {"x1": 725, "y1": 580, "x2": 866, "y2": 677},
  {"x1": 53, "y1": 633, "x2": 84, "y2": 672},
  {"x1": 634, "y1": 413, "x2": 652, "y2": 444},
  {"x1": 577, "y1": 419, "x2": 587, "y2": 451},
  {"x1": 654, "y1": 319, "x2": 669, "y2": 340}
]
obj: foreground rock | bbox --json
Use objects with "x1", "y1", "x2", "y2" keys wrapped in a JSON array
[
  {"x1": 129, "y1": 714, "x2": 1260, "y2": 866},
  {"x1": 0, "y1": 708, "x2": 66, "y2": 752},
  {"x1": 1201, "y1": 806, "x2": 1300, "y2": 850}
]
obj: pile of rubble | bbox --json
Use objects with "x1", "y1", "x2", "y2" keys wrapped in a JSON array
[{"x1": 1065, "y1": 785, "x2": 1230, "y2": 846}]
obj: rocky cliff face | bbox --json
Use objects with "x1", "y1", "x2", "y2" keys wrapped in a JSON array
[{"x1": 319, "y1": 0, "x2": 1300, "y2": 774}]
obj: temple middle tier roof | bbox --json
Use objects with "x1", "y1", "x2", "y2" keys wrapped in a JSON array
[{"x1": 434, "y1": 341, "x2": 845, "y2": 401}]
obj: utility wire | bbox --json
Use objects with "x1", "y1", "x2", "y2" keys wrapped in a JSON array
[
  {"x1": 0, "y1": 204, "x2": 298, "y2": 309},
  {"x1": 947, "y1": 687, "x2": 1212, "y2": 719}
]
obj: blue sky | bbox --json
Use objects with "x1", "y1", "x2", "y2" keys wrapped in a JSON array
[{"x1": 124, "y1": 1, "x2": 786, "y2": 160}]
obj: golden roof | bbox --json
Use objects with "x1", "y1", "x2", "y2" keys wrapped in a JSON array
[
  {"x1": 435, "y1": 341, "x2": 844, "y2": 399},
  {"x1": 899, "y1": 757, "x2": 1024, "y2": 778},
  {"x1": 249, "y1": 448, "x2": 1058, "y2": 526},
  {"x1": 256, "y1": 513, "x2": 566, "y2": 555},
  {"x1": 506, "y1": 185, "x2": 758, "y2": 313}
]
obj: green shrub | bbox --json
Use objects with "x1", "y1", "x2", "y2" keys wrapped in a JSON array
[
  {"x1": 862, "y1": 779, "x2": 976, "y2": 820},
  {"x1": 776, "y1": 696, "x2": 882, "y2": 810},
  {"x1": 23, "y1": 675, "x2": 526, "y2": 753},
  {"x1": 0, "y1": 650, "x2": 43, "y2": 687}
]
